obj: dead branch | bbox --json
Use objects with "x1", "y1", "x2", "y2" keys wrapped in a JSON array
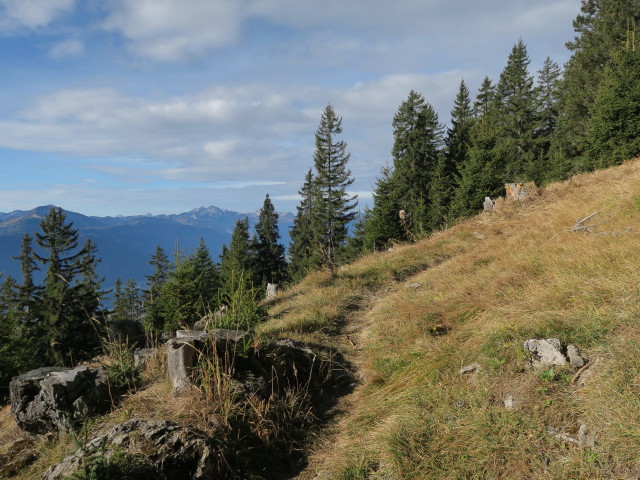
[{"x1": 571, "y1": 211, "x2": 601, "y2": 233}]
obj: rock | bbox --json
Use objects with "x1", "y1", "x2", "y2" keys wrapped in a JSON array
[
  {"x1": 523, "y1": 338, "x2": 568, "y2": 370},
  {"x1": 266, "y1": 283, "x2": 279, "y2": 298},
  {"x1": 459, "y1": 363, "x2": 482, "y2": 375},
  {"x1": 107, "y1": 319, "x2": 146, "y2": 349},
  {"x1": 134, "y1": 348, "x2": 156, "y2": 368},
  {"x1": 483, "y1": 197, "x2": 494, "y2": 212},
  {"x1": 504, "y1": 395, "x2": 515, "y2": 410},
  {"x1": 505, "y1": 182, "x2": 527, "y2": 200},
  {"x1": 567, "y1": 344, "x2": 587, "y2": 369},
  {"x1": 10, "y1": 366, "x2": 111, "y2": 434},
  {"x1": 577, "y1": 424, "x2": 596, "y2": 449},
  {"x1": 167, "y1": 329, "x2": 250, "y2": 393},
  {"x1": 43, "y1": 419, "x2": 217, "y2": 480},
  {"x1": 407, "y1": 282, "x2": 422, "y2": 289}
]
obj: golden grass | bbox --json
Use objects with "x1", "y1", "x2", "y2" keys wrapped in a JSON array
[{"x1": 281, "y1": 159, "x2": 640, "y2": 479}]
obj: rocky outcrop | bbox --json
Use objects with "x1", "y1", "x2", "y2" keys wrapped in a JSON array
[
  {"x1": 43, "y1": 419, "x2": 218, "y2": 480},
  {"x1": 167, "y1": 329, "x2": 250, "y2": 393},
  {"x1": 10, "y1": 366, "x2": 111, "y2": 434},
  {"x1": 523, "y1": 338, "x2": 588, "y2": 371}
]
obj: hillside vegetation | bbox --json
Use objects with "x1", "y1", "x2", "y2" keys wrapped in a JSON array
[
  {"x1": 2, "y1": 159, "x2": 640, "y2": 479},
  {"x1": 263, "y1": 159, "x2": 640, "y2": 479}
]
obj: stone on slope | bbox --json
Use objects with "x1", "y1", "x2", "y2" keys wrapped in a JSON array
[
  {"x1": 10, "y1": 366, "x2": 110, "y2": 434},
  {"x1": 43, "y1": 419, "x2": 218, "y2": 480},
  {"x1": 523, "y1": 338, "x2": 568, "y2": 370}
]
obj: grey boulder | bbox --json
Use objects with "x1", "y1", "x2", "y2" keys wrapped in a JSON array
[{"x1": 10, "y1": 365, "x2": 111, "y2": 434}]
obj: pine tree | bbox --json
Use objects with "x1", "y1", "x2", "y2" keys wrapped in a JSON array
[
  {"x1": 452, "y1": 80, "x2": 501, "y2": 218},
  {"x1": 551, "y1": 0, "x2": 640, "y2": 177},
  {"x1": 493, "y1": 39, "x2": 538, "y2": 182},
  {"x1": 289, "y1": 169, "x2": 319, "y2": 281},
  {"x1": 143, "y1": 245, "x2": 171, "y2": 333},
  {"x1": 220, "y1": 218, "x2": 254, "y2": 292},
  {"x1": 434, "y1": 79, "x2": 474, "y2": 226},
  {"x1": 445, "y1": 79, "x2": 474, "y2": 185},
  {"x1": 587, "y1": 45, "x2": 640, "y2": 167},
  {"x1": 311, "y1": 104, "x2": 358, "y2": 270},
  {"x1": 191, "y1": 238, "x2": 220, "y2": 316},
  {"x1": 252, "y1": 194, "x2": 288, "y2": 287},
  {"x1": 33, "y1": 207, "x2": 103, "y2": 366},
  {"x1": 363, "y1": 163, "x2": 406, "y2": 250},
  {"x1": 391, "y1": 91, "x2": 443, "y2": 235},
  {"x1": 535, "y1": 57, "x2": 562, "y2": 183},
  {"x1": 112, "y1": 277, "x2": 128, "y2": 321}
]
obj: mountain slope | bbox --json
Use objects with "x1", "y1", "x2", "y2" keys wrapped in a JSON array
[
  {"x1": 261, "y1": 158, "x2": 640, "y2": 479},
  {"x1": 2, "y1": 160, "x2": 640, "y2": 479}
]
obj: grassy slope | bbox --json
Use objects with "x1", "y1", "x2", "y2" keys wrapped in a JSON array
[
  {"x1": 1, "y1": 160, "x2": 640, "y2": 479},
  {"x1": 262, "y1": 159, "x2": 640, "y2": 479}
]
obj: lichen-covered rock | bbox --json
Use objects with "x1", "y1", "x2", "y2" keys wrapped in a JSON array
[
  {"x1": 10, "y1": 366, "x2": 110, "y2": 434},
  {"x1": 43, "y1": 419, "x2": 219, "y2": 480},
  {"x1": 523, "y1": 338, "x2": 568, "y2": 370}
]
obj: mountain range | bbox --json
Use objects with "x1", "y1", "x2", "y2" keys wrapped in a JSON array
[{"x1": 0, "y1": 205, "x2": 294, "y2": 293}]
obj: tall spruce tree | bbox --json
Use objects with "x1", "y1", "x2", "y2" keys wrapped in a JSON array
[
  {"x1": 363, "y1": 162, "x2": 406, "y2": 250},
  {"x1": 391, "y1": 91, "x2": 443, "y2": 235},
  {"x1": 587, "y1": 45, "x2": 640, "y2": 167},
  {"x1": 493, "y1": 39, "x2": 538, "y2": 182},
  {"x1": 289, "y1": 169, "x2": 319, "y2": 280},
  {"x1": 143, "y1": 245, "x2": 171, "y2": 333},
  {"x1": 220, "y1": 218, "x2": 254, "y2": 292},
  {"x1": 551, "y1": 0, "x2": 640, "y2": 177},
  {"x1": 310, "y1": 104, "x2": 357, "y2": 270},
  {"x1": 534, "y1": 57, "x2": 562, "y2": 171},
  {"x1": 33, "y1": 207, "x2": 103, "y2": 366},
  {"x1": 452, "y1": 78, "x2": 500, "y2": 218},
  {"x1": 252, "y1": 194, "x2": 287, "y2": 287}
]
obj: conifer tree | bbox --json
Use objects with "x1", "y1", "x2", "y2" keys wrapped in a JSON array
[
  {"x1": 289, "y1": 169, "x2": 319, "y2": 280},
  {"x1": 143, "y1": 245, "x2": 171, "y2": 333},
  {"x1": 587, "y1": 45, "x2": 640, "y2": 167},
  {"x1": 112, "y1": 277, "x2": 128, "y2": 321},
  {"x1": 33, "y1": 207, "x2": 103, "y2": 366},
  {"x1": 452, "y1": 79, "x2": 500, "y2": 218},
  {"x1": 445, "y1": 79, "x2": 474, "y2": 184},
  {"x1": 536, "y1": 59, "x2": 562, "y2": 149},
  {"x1": 220, "y1": 218, "x2": 254, "y2": 292},
  {"x1": 493, "y1": 39, "x2": 538, "y2": 181},
  {"x1": 391, "y1": 91, "x2": 443, "y2": 235},
  {"x1": 363, "y1": 163, "x2": 406, "y2": 250},
  {"x1": 551, "y1": 0, "x2": 640, "y2": 177},
  {"x1": 252, "y1": 194, "x2": 287, "y2": 287},
  {"x1": 311, "y1": 104, "x2": 358, "y2": 270}
]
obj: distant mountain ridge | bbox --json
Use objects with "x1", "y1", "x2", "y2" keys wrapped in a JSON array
[{"x1": 0, "y1": 205, "x2": 294, "y2": 292}]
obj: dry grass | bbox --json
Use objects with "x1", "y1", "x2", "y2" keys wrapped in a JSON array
[{"x1": 275, "y1": 159, "x2": 640, "y2": 479}]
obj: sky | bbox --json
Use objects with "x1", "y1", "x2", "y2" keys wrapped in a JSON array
[{"x1": 0, "y1": 0, "x2": 582, "y2": 217}]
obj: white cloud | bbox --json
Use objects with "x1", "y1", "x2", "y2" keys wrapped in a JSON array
[
  {"x1": 102, "y1": 0, "x2": 246, "y2": 61},
  {"x1": 49, "y1": 38, "x2": 83, "y2": 58},
  {"x1": 0, "y1": 0, "x2": 76, "y2": 31}
]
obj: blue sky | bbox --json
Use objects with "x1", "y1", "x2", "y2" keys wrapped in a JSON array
[{"x1": 0, "y1": 0, "x2": 581, "y2": 216}]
